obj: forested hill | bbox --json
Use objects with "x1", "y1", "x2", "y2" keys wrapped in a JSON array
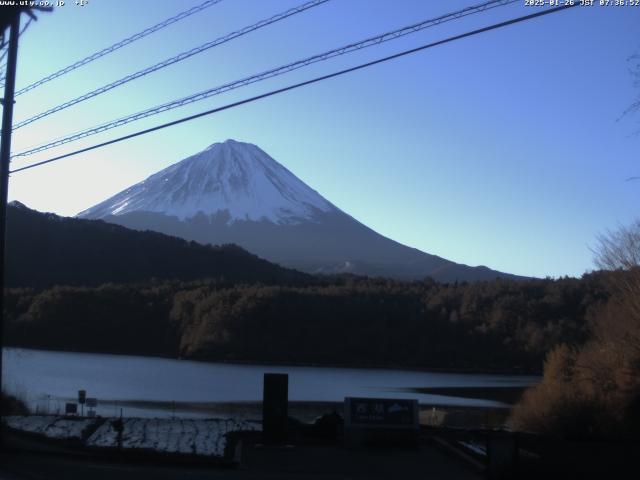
[
  {"x1": 3, "y1": 202, "x2": 622, "y2": 373},
  {"x1": 4, "y1": 273, "x2": 616, "y2": 372},
  {"x1": 5, "y1": 202, "x2": 312, "y2": 288}
]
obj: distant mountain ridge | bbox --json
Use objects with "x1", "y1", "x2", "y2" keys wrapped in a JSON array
[
  {"x1": 78, "y1": 139, "x2": 523, "y2": 282},
  {"x1": 6, "y1": 201, "x2": 311, "y2": 288}
]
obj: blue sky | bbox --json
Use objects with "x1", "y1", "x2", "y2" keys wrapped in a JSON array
[{"x1": 6, "y1": 0, "x2": 640, "y2": 278}]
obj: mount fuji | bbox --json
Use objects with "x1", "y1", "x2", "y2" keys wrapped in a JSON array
[{"x1": 78, "y1": 139, "x2": 518, "y2": 282}]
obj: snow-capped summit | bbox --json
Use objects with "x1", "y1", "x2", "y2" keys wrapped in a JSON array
[
  {"x1": 79, "y1": 140, "x2": 521, "y2": 282},
  {"x1": 78, "y1": 139, "x2": 335, "y2": 224}
]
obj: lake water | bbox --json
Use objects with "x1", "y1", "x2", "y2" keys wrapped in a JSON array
[{"x1": 2, "y1": 348, "x2": 538, "y2": 419}]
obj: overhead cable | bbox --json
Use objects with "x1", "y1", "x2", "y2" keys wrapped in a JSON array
[
  {"x1": 13, "y1": 0, "x2": 330, "y2": 130},
  {"x1": 14, "y1": 0, "x2": 516, "y2": 155},
  {"x1": 10, "y1": 4, "x2": 578, "y2": 174},
  {"x1": 14, "y1": 0, "x2": 225, "y2": 97}
]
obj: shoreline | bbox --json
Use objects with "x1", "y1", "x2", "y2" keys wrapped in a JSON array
[
  {"x1": 402, "y1": 386, "x2": 527, "y2": 405},
  {"x1": 2, "y1": 345, "x2": 542, "y2": 377}
]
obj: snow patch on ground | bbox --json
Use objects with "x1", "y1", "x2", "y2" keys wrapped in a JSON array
[
  {"x1": 42, "y1": 418, "x2": 96, "y2": 440},
  {"x1": 3, "y1": 415, "x2": 58, "y2": 435},
  {"x1": 4, "y1": 415, "x2": 260, "y2": 458},
  {"x1": 458, "y1": 440, "x2": 487, "y2": 456},
  {"x1": 3, "y1": 416, "x2": 95, "y2": 440},
  {"x1": 86, "y1": 419, "x2": 119, "y2": 448}
]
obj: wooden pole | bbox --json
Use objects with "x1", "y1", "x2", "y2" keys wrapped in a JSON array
[{"x1": 0, "y1": 12, "x2": 21, "y2": 448}]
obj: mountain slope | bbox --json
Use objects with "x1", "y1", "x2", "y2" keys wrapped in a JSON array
[
  {"x1": 6, "y1": 201, "x2": 312, "y2": 288},
  {"x1": 80, "y1": 139, "x2": 334, "y2": 224},
  {"x1": 79, "y1": 139, "x2": 522, "y2": 282}
]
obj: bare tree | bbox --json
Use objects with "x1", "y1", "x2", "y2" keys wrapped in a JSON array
[
  {"x1": 594, "y1": 219, "x2": 640, "y2": 271},
  {"x1": 591, "y1": 220, "x2": 640, "y2": 381},
  {"x1": 593, "y1": 219, "x2": 640, "y2": 321}
]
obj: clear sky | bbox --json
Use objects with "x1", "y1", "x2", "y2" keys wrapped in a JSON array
[{"x1": 5, "y1": 0, "x2": 640, "y2": 278}]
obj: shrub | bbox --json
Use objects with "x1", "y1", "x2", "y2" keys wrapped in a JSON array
[{"x1": 1, "y1": 392, "x2": 29, "y2": 416}]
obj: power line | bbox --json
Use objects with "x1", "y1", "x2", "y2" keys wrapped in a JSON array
[
  {"x1": 13, "y1": 0, "x2": 225, "y2": 97},
  {"x1": 10, "y1": 4, "x2": 578, "y2": 175},
  {"x1": 13, "y1": 0, "x2": 330, "y2": 130},
  {"x1": 18, "y1": 17, "x2": 31, "y2": 36},
  {"x1": 14, "y1": 0, "x2": 517, "y2": 156}
]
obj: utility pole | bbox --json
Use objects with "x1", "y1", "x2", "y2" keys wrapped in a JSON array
[{"x1": 0, "y1": 11, "x2": 21, "y2": 446}]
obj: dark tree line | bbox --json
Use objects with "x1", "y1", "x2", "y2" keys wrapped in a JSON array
[{"x1": 3, "y1": 273, "x2": 615, "y2": 373}]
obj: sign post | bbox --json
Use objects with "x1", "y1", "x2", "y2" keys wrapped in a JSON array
[
  {"x1": 65, "y1": 403, "x2": 78, "y2": 416},
  {"x1": 262, "y1": 373, "x2": 288, "y2": 445},
  {"x1": 344, "y1": 397, "x2": 419, "y2": 448},
  {"x1": 86, "y1": 397, "x2": 97, "y2": 417},
  {"x1": 78, "y1": 390, "x2": 86, "y2": 417}
]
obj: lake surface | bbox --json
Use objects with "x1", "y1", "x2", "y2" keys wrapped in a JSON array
[{"x1": 2, "y1": 348, "x2": 538, "y2": 418}]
